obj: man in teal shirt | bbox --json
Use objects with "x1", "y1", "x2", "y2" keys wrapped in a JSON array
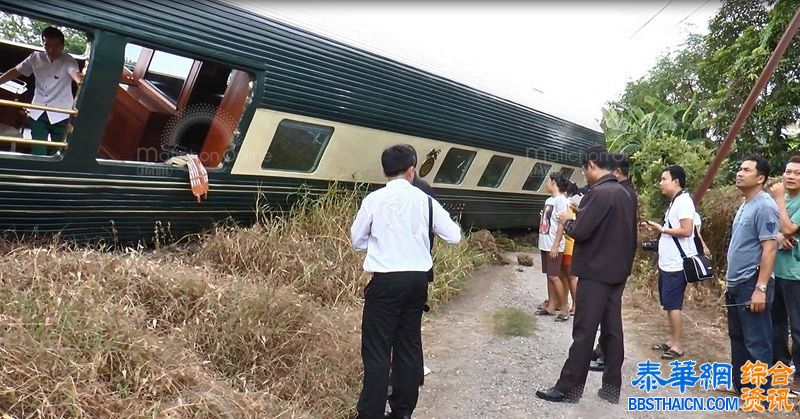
[{"x1": 769, "y1": 156, "x2": 800, "y2": 394}]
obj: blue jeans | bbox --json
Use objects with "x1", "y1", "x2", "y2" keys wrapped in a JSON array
[
  {"x1": 726, "y1": 276, "x2": 774, "y2": 392},
  {"x1": 775, "y1": 278, "x2": 800, "y2": 379}
]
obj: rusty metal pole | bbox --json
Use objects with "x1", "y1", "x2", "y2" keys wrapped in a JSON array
[{"x1": 694, "y1": 5, "x2": 800, "y2": 205}]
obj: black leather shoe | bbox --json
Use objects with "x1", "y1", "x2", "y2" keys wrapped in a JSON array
[
  {"x1": 597, "y1": 385, "x2": 620, "y2": 404},
  {"x1": 385, "y1": 413, "x2": 411, "y2": 419},
  {"x1": 535, "y1": 387, "x2": 579, "y2": 403},
  {"x1": 588, "y1": 359, "x2": 605, "y2": 372}
]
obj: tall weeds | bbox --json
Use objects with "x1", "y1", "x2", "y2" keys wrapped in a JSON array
[{"x1": 0, "y1": 186, "x2": 489, "y2": 418}]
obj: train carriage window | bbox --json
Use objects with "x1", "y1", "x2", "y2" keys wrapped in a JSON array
[
  {"x1": 560, "y1": 167, "x2": 575, "y2": 181},
  {"x1": 144, "y1": 51, "x2": 194, "y2": 104},
  {"x1": 123, "y1": 44, "x2": 142, "y2": 71},
  {"x1": 98, "y1": 41, "x2": 252, "y2": 168},
  {"x1": 0, "y1": 12, "x2": 89, "y2": 156},
  {"x1": 522, "y1": 163, "x2": 552, "y2": 191},
  {"x1": 262, "y1": 119, "x2": 333, "y2": 172},
  {"x1": 477, "y1": 155, "x2": 513, "y2": 188},
  {"x1": 434, "y1": 148, "x2": 476, "y2": 185}
]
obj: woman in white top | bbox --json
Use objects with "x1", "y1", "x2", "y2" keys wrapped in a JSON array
[{"x1": 536, "y1": 172, "x2": 572, "y2": 322}]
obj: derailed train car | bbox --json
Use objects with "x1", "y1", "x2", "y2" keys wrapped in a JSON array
[{"x1": 0, "y1": 0, "x2": 603, "y2": 243}]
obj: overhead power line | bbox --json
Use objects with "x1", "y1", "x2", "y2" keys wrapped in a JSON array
[
  {"x1": 629, "y1": 0, "x2": 674, "y2": 39},
  {"x1": 675, "y1": 0, "x2": 712, "y2": 28}
]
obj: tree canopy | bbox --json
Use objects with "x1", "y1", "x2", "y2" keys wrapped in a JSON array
[
  {"x1": 0, "y1": 12, "x2": 87, "y2": 55},
  {"x1": 604, "y1": 0, "x2": 800, "y2": 216}
]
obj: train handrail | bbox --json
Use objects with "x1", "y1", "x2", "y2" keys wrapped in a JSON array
[
  {"x1": 0, "y1": 135, "x2": 68, "y2": 148},
  {"x1": 0, "y1": 98, "x2": 77, "y2": 115}
]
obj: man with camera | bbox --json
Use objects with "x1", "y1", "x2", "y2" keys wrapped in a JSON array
[{"x1": 643, "y1": 165, "x2": 697, "y2": 360}]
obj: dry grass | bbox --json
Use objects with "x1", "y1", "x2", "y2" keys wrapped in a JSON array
[
  {"x1": 0, "y1": 187, "x2": 490, "y2": 418},
  {"x1": 493, "y1": 232, "x2": 536, "y2": 252}
]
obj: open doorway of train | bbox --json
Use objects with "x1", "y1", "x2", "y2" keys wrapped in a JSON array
[
  {"x1": 97, "y1": 41, "x2": 252, "y2": 168},
  {"x1": 0, "y1": 10, "x2": 89, "y2": 155}
]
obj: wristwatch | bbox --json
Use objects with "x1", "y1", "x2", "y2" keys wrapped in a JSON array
[{"x1": 755, "y1": 283, "x2": 768, "y2": 292}]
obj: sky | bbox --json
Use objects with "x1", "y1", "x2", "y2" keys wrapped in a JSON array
[{"x1": 236, "y1": 1, "x2": 721, "y2": 131}]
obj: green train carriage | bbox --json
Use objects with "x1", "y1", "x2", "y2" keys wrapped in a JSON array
[{"x1": 0, "y1": 0, "x2": 603, "y2": 243}]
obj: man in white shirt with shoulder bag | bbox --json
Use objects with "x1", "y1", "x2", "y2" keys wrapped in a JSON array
[
  {"x1": 351, "y1": 144, "x2": 462, "y2": 419},
  {"x1": 644, "y1": 165, "x2": 697, "y2": 360}
]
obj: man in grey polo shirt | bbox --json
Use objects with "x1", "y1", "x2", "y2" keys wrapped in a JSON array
[{"x1": 726, "y1": 155, "x2": 779, "y2": 394}]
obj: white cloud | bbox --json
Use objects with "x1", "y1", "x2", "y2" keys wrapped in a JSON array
[{"x1": 235, "y1": 1, "x2": 720, "y2": 131}]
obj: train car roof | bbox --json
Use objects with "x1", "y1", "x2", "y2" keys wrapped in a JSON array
[{"x1": 0, "y1": 0, "x2": 605, "y2": 165}]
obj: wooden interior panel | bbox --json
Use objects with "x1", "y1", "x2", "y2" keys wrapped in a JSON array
[
  {"x1": 199, "y1": 70, "x2": 250, "y2": 167},
  {"x1": 99, "y1": 85, "x2": 170, "y2": 161}
]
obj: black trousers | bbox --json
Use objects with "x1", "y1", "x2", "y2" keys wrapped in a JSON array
[
  {"x1": 772, "y1": 278, "x2": 791, "y2": 367},
  {"x1": 357, "y1": 271, "x2": 428, "y2": 419},
  {"x1": 556, "y1": 278, "x2": 625, "y2": 398}
]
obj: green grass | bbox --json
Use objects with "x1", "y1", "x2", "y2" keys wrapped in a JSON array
[{"x1": 491, "y1": 307, "x2": 536, "y2": 336}]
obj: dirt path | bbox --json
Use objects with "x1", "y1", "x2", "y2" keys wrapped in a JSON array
[{"x1": 414, "y1": 253, "x2": 791, "y2": 418}]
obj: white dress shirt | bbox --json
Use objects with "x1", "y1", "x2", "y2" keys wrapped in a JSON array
[
  {"x1": 351, "y1": 178, "x2": 462, "y2": 273},
  {"x1": 16, "y1": 51, "x2": 79, "y2": 124}
]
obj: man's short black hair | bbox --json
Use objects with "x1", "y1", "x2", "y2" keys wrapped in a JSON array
[
  {"x1": 41, "y1": 27, "x2": 65, "y2": 44},
  {"x1": 663, "y1": 165, "x2": 686, "y2": 188},
  {"x1": 403, "y1": 143, "x2": 419, "y2": 166},
  {"x1": 612, "y1": 152, "x2": 631, "y2": 177},
  {"x1": 743, "y1": 154, "x2": 770, "y2": 185},
  {"x1": 382, "y1": 144, "x2": 416, "y2": 177},
  {"x1": 787, "y1": 155, "x2": 800, "y2": 166},
  {"x1": 581, "y1": 146, "x2": 614, "y2": 170}
]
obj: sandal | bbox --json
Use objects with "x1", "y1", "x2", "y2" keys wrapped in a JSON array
[
  {"x1": 537, "y1": 300, "x2": 550, "y2": 310},
  {"x1": 535, "y1": 307, "x2": 554, "y2": 316},
  {"x1": 661, "y1": 349, "x2": 684, "y2": 360},
  {"x1": 569, "y1": 308, "x2": 575, "y2": 316},
  {"x1": 652, "y1": 343, "x2": 670, "y2": 352},
  {"x1": 555, "y1": 312, "x2": 570, "y2": 322}
]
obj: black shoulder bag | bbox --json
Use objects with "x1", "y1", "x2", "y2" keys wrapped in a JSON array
[{"x1": 665, "y1": 193, "x2": 714, "y2": 283}]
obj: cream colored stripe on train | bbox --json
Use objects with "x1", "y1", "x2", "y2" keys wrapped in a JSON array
[{"x1": 233, "y1": 109, "x2": 584, "y2": 195}]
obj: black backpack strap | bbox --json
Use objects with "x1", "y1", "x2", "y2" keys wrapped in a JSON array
[
  {"x1": 428, "y1": 196, "x2": 434, "y2": 252},
  {"x1": 667, "y1": 219, "x2": 687, "y2": 259},
  {"x1": 693, "y1": 225, "x2": 704, "y2": 254},
  {"x1": 664, "y1": 190, "x2": 688, "y2": 258}
]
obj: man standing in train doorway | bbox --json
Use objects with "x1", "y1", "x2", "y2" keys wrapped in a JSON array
[
  {"x1": 0, "y1": 27, "x2": 83, "y2": 155},
  {"x1": 536, "y1": 146, "x2": 637, "y2": 404},
  {"x1": 351, "y1": 144, "x2": 462, "y2": 419}
]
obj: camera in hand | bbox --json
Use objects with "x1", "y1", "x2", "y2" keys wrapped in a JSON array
[{"x1": 641, "y1": 239, "x2": 659, "y2": 252}]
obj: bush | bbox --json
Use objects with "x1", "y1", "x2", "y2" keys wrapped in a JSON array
[{"x1": 633, "y1": 134, "x2": 715, "y2": 219}]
